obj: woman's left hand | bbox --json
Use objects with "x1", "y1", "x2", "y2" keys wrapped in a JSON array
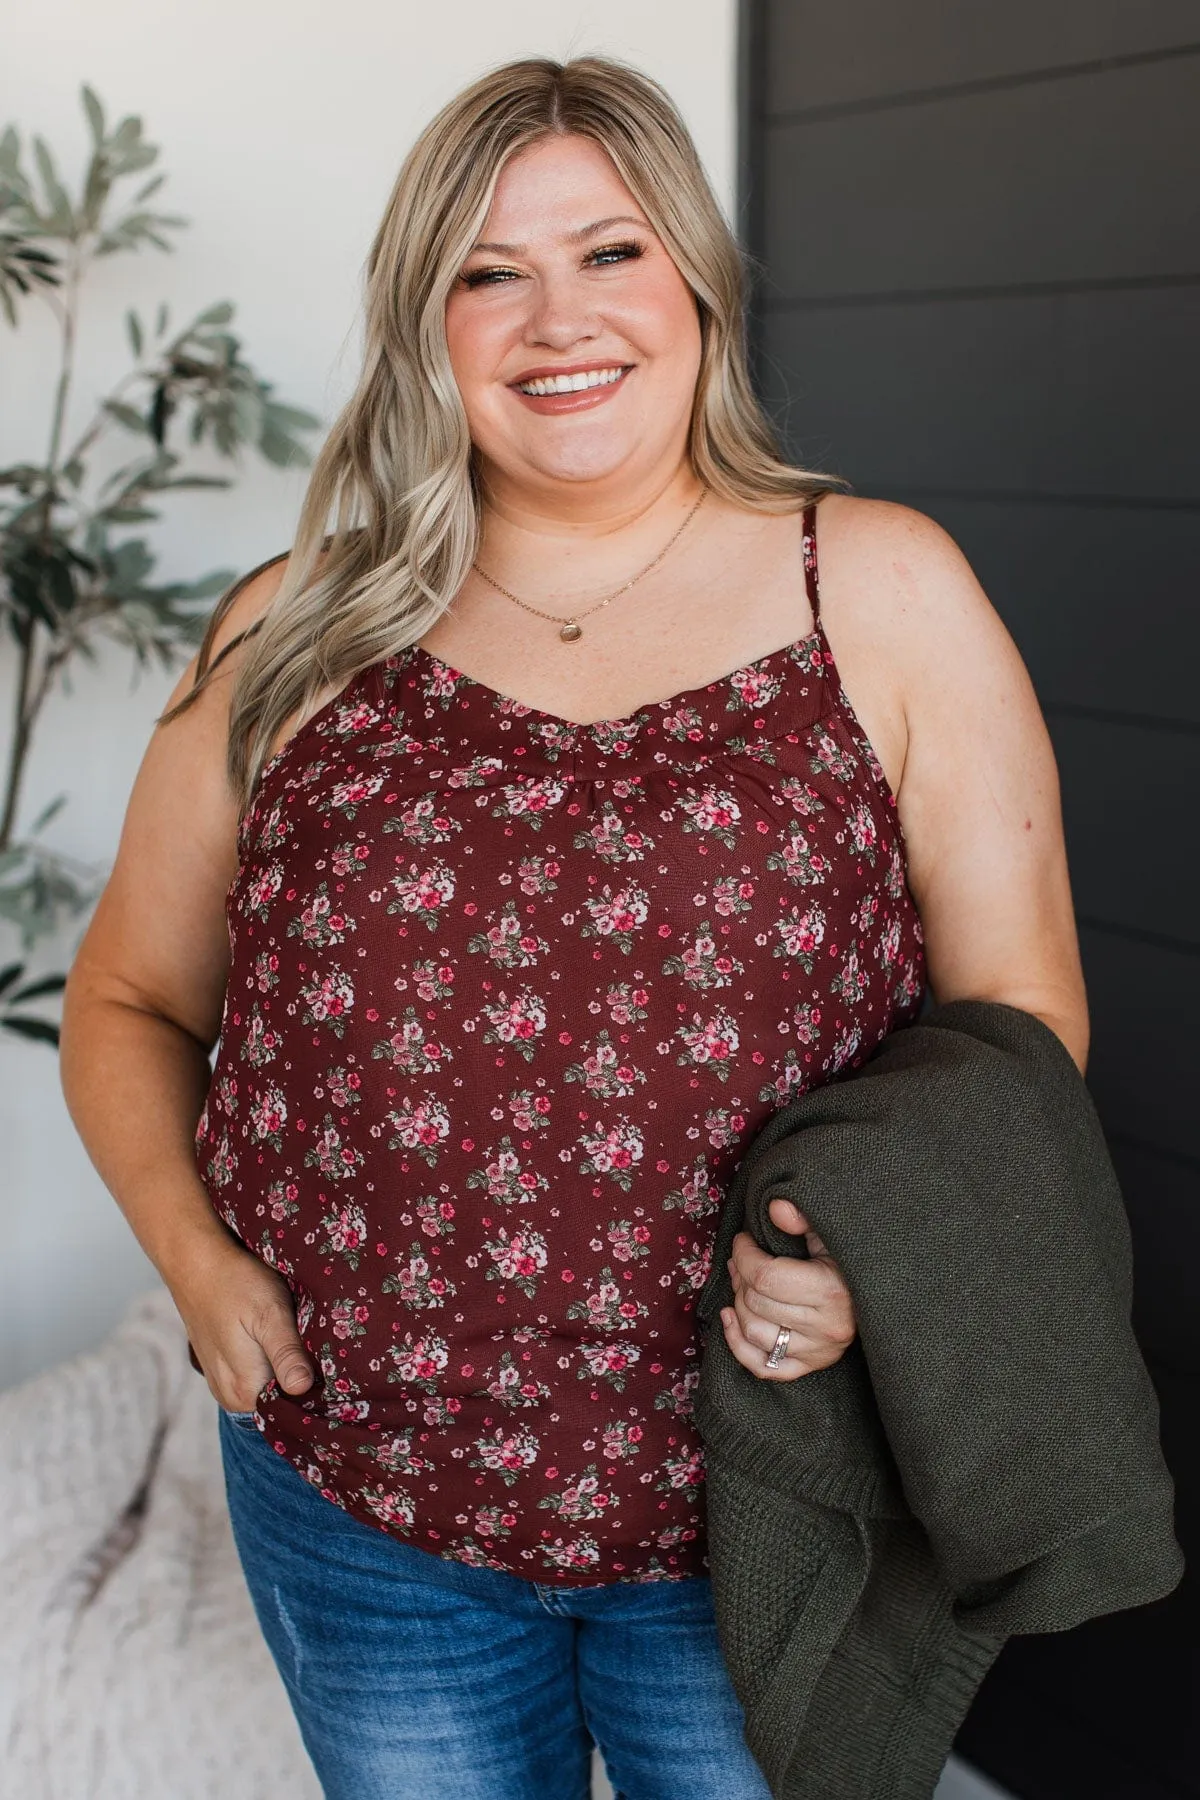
[{"x1": 719, "y1": 1199, "x2": 857, "y2": 1380}]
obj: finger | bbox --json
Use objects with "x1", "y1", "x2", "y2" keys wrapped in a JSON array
[
  {"x1": 719, "y1": 1308, "x2": 809, "y2": 1382},
  {"x1": 254, "y1": 1303, "x2": 316, "y2": 1396},
  {"x1": 766, "y1": 1197, "x2": 811, "y2": 1237},
  {"x1": 729, "y1": 1230, "x2": 780, "y2": 1291}
]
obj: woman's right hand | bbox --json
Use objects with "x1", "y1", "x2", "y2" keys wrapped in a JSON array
[{"x1": 170, "y1": 1232, "x2": 316, "y2": 1413}]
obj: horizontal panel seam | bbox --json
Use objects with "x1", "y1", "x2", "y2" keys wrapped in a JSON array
[
  {"x1": 1044, "y1": 702, "x2": 1200, "y2": 738},
  {"x1": 1078, "y1": 914, "x2": 1200, "y2": 958},
  {"x1": 765, "y1": 40, "x2": 1200, "y2": 128},
  {"x1": 848, "y1": 487, "x2": 1200, "y2": 514},
  {"x1": 762, "y1": 273, "x2": 1200, "y2": 312}
]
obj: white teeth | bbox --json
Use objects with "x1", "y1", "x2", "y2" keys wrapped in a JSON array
[{"x1": 516, "y1": 366, "x2": 626, "y2": 396}]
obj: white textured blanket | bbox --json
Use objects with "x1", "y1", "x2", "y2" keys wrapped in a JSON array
[{"x1": 0, "y1": 1287, "x2": 320, "y2": 1799}]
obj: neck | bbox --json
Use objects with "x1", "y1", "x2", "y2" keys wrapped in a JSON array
[{"x1": 476, "y1": 458, "x2": 706, "y2": 573}]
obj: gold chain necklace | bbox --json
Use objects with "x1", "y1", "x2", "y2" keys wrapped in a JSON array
[{"x1": 471, "y1": 486, "x2": 708, "y2": 643}]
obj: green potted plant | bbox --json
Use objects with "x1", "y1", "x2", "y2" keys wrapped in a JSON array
[{"x1": 0, "y1": 86, "x2": 319, "y2": 1043}]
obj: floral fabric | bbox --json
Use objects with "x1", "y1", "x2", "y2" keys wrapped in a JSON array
[{"x1": 195, "y1": 505, "x2": 926, "y2": 1584}]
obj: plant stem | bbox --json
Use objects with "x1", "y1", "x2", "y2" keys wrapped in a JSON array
[
  {"x1": 0, "y1": 625, "x2": 36, "y2": 851},
  {"x1": 46, "y1": 242, "x2": 81, "y2": 477}
]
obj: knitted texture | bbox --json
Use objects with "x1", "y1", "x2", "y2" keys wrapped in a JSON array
[{"x1": 694, "y1": 999, "x2": 1184, "y2": 1800}]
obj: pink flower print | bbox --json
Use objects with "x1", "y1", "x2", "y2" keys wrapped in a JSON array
[
  {"x1": 483, "y1": 1227, "x2": 549, "y2": 1298},
  {"x1": 474, "y1": 1505, "x2": 518, "y2": 1540},
  {"x1": 325, "y1": 1066, "x2": 362, "y2": 1110},
  {"x1": 205, "y1": 1128, "x2": 236, "y2": 1189},
  {"x1": 299, "y1": 966, "x2": 356, "y2": 1037},
  {"x1": 662, "y1": 924, "x2": 745, "y2": 990},
  {"x1": 809, "y1": 727, "x2": 856, "y2": 784},
  {"x1": 360, "y1": 1484, "x2": 416, "y2": 1529},
  {"x1": 415, "y1": 1196, "x2": 457, "y2": 1238},
  {"x1": 318, "y1": 1201, "x2": 370, "y2": 1269},
  {"x1": 708, "y1": 876, "x2": 754, "y2": 919},
  {"x1": 386, "y1": 860, "x2": 457, "y2": 931},
  {"x1": 479, "y1": 987, "x2": 548, "y2": 1063},
  {"x1": 329, "y1": 1299, "x2": 370, "y2": 1341},
  {"x1": 601, "y1": 1420, "x2": 644, "y2": 1460},
  {"x1": 304, "y1": 1115, "x2": 364, "y2": 1181},
  {"x1": 875, "y1": 915, "x2": 903, "y2": 976},
  {"x1": 673, "y1": 1008, "x2": 740, "y2": 1082},
  {"x1": 823, "y1": 1023, "x2": 863, "y2": 1077},
  {"x1": 567, "y1": 1268, "x2": 648, "y2": 1332},
  {"x1": 728, "y1": 661, "x2": 785, "y2": 710},
  {"x1": 831, "y1": 944, "x2": 870, "y2": 1008},
  {"x1": 606, "y1": 1219, "x2": 652, "y2": 1262},
  {"x1": 330, "y1": 839, "x2": 372, "y2": 877},
  {"x1": 768, "y1": 821, "x2": 828, "y2": 888},
  {"x1": 243, "y1": 862, "x2": 283, "y2": 920},
  {"x1": 563, "y1": 1030, "x2": 647, "y2": 1098},
  {"x1": 579, "y1": 883, "x2": 651, "y2": 954},
  {"x1": 320, "y1": 771, "x2": 384, "y2": 819},
  {"x1": 385, "y1": 1094, "x2": 453, "y2": 1165},
  {"x1": 576, "y1": 1341, "x2": 641, "y2": 1392},
  {"x1": 578, "y1": 805, "x2": 657, "y2": 864},
  {"x1": 382, "y1": 1243, "x2": 458, "y2": 1309},
  {"x1": 576, "y1": 1117, "x2": 645, "y2": 1190},
  {"x1": 241, "y1": 1005, "x2": 281, "y2": 1069},
  {"x1": 538, "y1": 1465, "x2": 617, "y2": 1523},
  {"x1": 654, "y1": 1368, "x2": 701, "y2": 1417},
  {"x1": 371, "y1": 1008, "x2": 452, "y2": 1075},
  {"x1": 655, "y1": 1447, "x2": 705, "y2": 1501},
  {"x1": 773, "y1": 904, "x2": 827, "y2": 973},
  {"x1": 792, "y1": 1002, "x2": 822, "y2": 1045},
  {"x1": 847, "y1": 800, "x2": 879, "y2": 864},
  {"x1": 603, "y1": 981, "x2": 651, "y2": 1025},
  {"x1": 483, "y1": 1351, "x2": 551, "y2": 1409},
  {"x1": 493, "y1": 775, "x2": 569, "y2": 829},
  {"x1": 778, "y1": 775, "x2": 827, "y2": 819},
  {"x1": 357, "y1": 1431, "x2": 430, "y2": 1476},
  {"x1": 678, "y1": 786, "x2": 742, "y2": 848},
  {"x1": 539, "y1": 1535, "x2": 602, "y2": 1572},
  {"x1": 386, "y1": 1330, "x2": 450, "y2": 1392},
  {"x1": 288, "y1": 882, "x2": 357, "y2": 947},
  {"x1": 465, "y1": 1140, "x2": 548, "y2": 1208},
  {"x1": 248, "y1": 1083, "x2": 288, "y2": 1149},
  {"x1": 674, "y1": 1239, "x2": 713, "y2": 1296},
  {"x1": 468, "y1": 903, "x2": 550, "y2": 968},
  {"x1": 334, "y1": 699, "x2": 382, "y2": 736},
  {"x1": 662, "y1": 1163, "x2": 721, "y2": 1219},
  {"x1": 469, "y1": 1425, "x2": 540, "y2": 1486},
  {"x1": 252, "y1": 951, "x2": 280, "y2": 993}
]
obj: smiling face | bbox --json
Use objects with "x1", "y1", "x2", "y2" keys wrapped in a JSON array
[{"x1": 444, "y1": 133, "x2": 704, "y2": 503}]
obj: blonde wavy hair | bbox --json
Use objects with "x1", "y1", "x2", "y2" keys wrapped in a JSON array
[{"x1": 165, "y1": 53, "x2": 840, "y2": 811}]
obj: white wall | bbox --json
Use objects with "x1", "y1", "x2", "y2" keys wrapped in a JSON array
[{"x1": 0, "y1": 0, "x2": 737, "y2": 1387}]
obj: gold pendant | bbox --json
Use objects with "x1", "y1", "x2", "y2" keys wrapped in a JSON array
[{"x1": 559, "y1": 621, "x2": 583, "y2": 642}]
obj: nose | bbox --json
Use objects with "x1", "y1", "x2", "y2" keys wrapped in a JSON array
[{"x1": 524, "y1": 265, "x2": 601, "y2": 351}]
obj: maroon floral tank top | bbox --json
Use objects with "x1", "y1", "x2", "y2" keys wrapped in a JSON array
[{"x1": 195, "y1": 503, "x2": 926, "y2": 1585}]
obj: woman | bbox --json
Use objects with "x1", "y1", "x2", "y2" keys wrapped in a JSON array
[{"x1": 60, "y1": 54, "x2": 1087, "y2": 1800}]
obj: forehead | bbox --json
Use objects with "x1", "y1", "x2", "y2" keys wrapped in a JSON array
[{"x1": 481, "y1": 134, "x2": 649, "y2": 242}]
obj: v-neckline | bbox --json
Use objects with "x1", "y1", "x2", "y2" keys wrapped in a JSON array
[{"x1": 405, "y1": 626, "x2": 827, "y2": 734}]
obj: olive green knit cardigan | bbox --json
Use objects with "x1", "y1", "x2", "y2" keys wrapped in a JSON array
[{"x1": 694, "y1": 999, "x2": 1183, "y2": 1800}]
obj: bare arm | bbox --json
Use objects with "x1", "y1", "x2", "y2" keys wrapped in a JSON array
[
  {"x1": 724, "y1": 496, "x2": 1089, "y2": 1380},
  {"x1": 59, "y1": 560, "x2": 316, "y2": 1410}
]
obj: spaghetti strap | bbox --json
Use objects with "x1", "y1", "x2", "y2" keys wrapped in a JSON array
[{"x1": 801, "y1": 502, "x2": 821, "y2": 629}]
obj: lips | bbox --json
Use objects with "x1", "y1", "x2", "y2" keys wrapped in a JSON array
[{"x1": 508, "y1": 362, "x2": 634, "y2": 415}]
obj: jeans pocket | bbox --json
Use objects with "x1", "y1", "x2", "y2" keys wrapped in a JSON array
[{"x1": 220, "y1": 1406, "x2": 262, "y2": 1432}]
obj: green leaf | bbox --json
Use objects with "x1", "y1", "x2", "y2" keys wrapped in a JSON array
[
  {"x1": 32, "y1": 137, "x2": 74, "y2": 234},
  {"x1": 134, "y1": 173, "x2": 166, "y2": 204},
  {"x1": 126, "y1": 307, "x2": 143, "y2": 358},
  {"x1": 0, "y1": 962, "x2": 24, "y2": 997},
  {"x1": 155, "y1": 301, "x2": 169, "y2": 336},
  {"x1": 104, "y1": 399, "x2": 149, "y2": 435},
  {"x1": 29, "y1": 794, "x2": 67, "y2": 833},
  {"x1": 82, "y1": 85, "x2": 106, "y2": 144},
  {"x1": 1, "y1": 1016, "x2": 61, "y2": 1047},
  {"x1": 191, "y1": 300, "x2": 235, "y2": 328},
  {"x1": 10, "y1": 972, "x2": 68, "y2": 1003}
]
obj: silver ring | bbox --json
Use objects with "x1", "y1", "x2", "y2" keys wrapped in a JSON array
[{"x1": 764, "y1": 1325, "x2": 791, "y2": 1370}]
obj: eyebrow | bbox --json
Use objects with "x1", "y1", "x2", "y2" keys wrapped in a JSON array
[{"x1": 468, "y1": 215, "x2": 650, "y2": 256}]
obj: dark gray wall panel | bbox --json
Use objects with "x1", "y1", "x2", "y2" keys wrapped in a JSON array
[
  {"x1": 761, "y1": 287, "x2": 1200, "y2": 500},
  {"x1": 765, "y1": 0, "x2": 1200, "y2": 115},
  {"x1": 763, "y1": 59, "x2": 1200, "y2": 296},
  {"x1": 1050, "y1": 716, "x2": 1200, "y2": 945},
  {"x1": 908, "y1": 501, "x2": 1200, "y2": 726},
  {"x1": 1079, "y1": 927, "x2": 1199, "y2": 1162}
]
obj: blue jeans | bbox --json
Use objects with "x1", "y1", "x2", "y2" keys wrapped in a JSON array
[{"x1": 218, "y1": 1409, "x2": 771, "y2": 1800}]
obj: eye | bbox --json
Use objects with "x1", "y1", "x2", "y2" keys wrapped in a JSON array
[
  {"x1": 460, "y1": 265, "x2": 522, "y2": 289},
  {"x1": 587, "y1": 241, "x2": 644, "y2": 268}
]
